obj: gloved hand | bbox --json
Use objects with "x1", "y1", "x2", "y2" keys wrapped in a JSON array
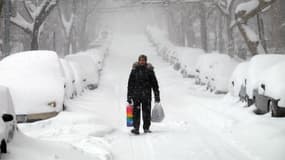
[{"x1": 127, "y1": 97, "x2": 132, "y2": 104}]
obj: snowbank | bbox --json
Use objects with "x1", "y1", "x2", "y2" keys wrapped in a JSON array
[
  {"x1": 18, "y1": 112, "x2": 113, "y2": 160},
  {"x1": 6, "y1": 132, "x2": 102, "y2": 160},
  {"x1": 0, "y1": 51, "x2": 65, "y2": 115}
]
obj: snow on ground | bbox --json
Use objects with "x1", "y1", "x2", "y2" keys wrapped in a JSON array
[{"x1": 12, "y1": 34, "x2": 285, "y2": 160}]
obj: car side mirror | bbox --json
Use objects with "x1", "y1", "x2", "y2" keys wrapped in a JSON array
[
  {"x1": 2, "y1": 114, "x2": 13, "y2": 122},
  {"x1": 261, "y1": 84, "x2": 265, "y2": 90}
]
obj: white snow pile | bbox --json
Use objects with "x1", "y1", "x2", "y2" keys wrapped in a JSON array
[
  {"x1": 18, "y1": 112, "x2": 113, "y2": 160},
  {"x1": 5, "y1": 132, "x2": 102, "y2": 160},
  {"x1": 0, "y1": 51, "x2": 65, "y2": 115}
]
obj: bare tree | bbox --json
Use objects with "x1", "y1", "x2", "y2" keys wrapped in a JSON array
[
  {"x1": 0, "y1": 0, "x2": 3, "y2": 15},
  {"x1": 270, "y1": 0, "x2": 285, "y2": 53},
  {"x1": 199, "y1": 2, "x2": 208, "y2": 52},
  {"x1": 58, "y1": 0, "x2": 76, "y2": 55},
  {"x1": 75, "y1": 0, "x2": 101, "y2": 51},
  {"x1": 10, "y1": 0, "x2": 58, "y2": 50},
  {"x1": 2, "y1": 0, "x2": 11, "y2": 57},
  {"x1": 213, "y1": 0, "x2": 236, "y2": 56}
]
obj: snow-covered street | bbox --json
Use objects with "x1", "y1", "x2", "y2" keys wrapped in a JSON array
[{"x1": 8, "y1": 34, "x2": 285, "y2": 160}]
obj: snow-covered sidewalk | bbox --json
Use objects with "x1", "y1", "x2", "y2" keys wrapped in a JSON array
[{"x1": 12, "y1": 34, "x2": 285, "y2": 160}]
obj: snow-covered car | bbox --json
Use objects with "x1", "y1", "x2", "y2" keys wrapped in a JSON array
[
  {"x1": 194, "y1": 53, "x2": 227, "y2": 86},
  {"x1": 176, "y1": 47, "x2": 204, "y2": 78},
  {"x1": 59, "y1": 59, "x2": 76, "y2": 100},
  {"x1": 78, "y1": 49, "x2": 105, "y2": 71},
  {"x1": 254, "y1": 62, "x2": 285, "y2": 116},
  {"x1": 229, "y1": 61, "x2": 249, "y2": 101},
  {"x1": 65, "y1": 54, "x2": 99, "y2": 90},
  {"x1": 208, "y1": 56, "x2": 239, "y2": 94},
  {"x1": 245, "y1": 54, "x2": 285, "y2": 106},
  {"x1": 0, "y1": 85, "x2": 17, "y2": 155},
  {"x1": 68, "y1": 61, "x2": 85, "y2": 96},
  {"x1": 0, "y1": 50, "x2": 65, "y2": 122}
]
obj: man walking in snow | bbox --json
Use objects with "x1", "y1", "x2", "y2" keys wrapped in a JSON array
[{"x1": 127, "y1": 54, "x2": 160, "y2": 135}]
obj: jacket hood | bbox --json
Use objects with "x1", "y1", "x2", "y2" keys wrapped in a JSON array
[{"x1": 132, "y1": 62, "x2": 154, "y2": 70}]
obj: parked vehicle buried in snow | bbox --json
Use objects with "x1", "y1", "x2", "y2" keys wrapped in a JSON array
[
  {"x1": 208, "y1": 55, "x2": 238, "y2": 94},
  {"x1": 229, "y1": 61, "x2": 249, "y2": 101},
  {"x1": 194, "y1": 53, "x2": 238, "y2": 94},
  {"x1": 176, "y1": 47, "x2": 204, "y2": 78},
  {"x1": 0, "y1": 50, "x2": 65, "y2": 122},
  {"x1": 59, "y1": 59, "x2": 76, "y2": 100},
  {"x1": 65, "y1": 54, "x2": 100, "y2": 90},
  {"x1": 243, "y1": 54, "x2": 285, "y2": 107},
  {"x1": 254, "y1": 62, "x2": 285, "y2": 117},
  {"x1": 0, "y1": 85, "x2": 17, "y2": 156}
]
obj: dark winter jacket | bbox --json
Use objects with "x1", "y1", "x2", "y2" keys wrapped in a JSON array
[{"x1": 127, "y1": 62, "x2": 160, "y2": 102}]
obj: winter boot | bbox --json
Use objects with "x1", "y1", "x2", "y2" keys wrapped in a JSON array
[
  {"x1": 144, "y1": 129, "x2": 152, "y2": 133},
  {"x1": 131, "y1": 129, "x2": 140, "y2": 135}
]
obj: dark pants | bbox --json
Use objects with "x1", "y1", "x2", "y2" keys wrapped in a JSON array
[{"x1": 133, "y1": 98, "x2": 151, "y2": 131}]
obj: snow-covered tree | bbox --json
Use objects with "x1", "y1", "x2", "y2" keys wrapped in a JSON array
[
  {"x1": 58, "y1": 0, "x2": 76, "y2": 55},
  {"x1": 213, "y1": 0, "x2": 236, "y2": 56},
  {"x1": 10, "y1": 0, "x2": 58, "y2": 50},
  {"x1": 270, "y1": 0, "x2": 285, "y2": 53},
  {"x1": 2, "y1": 0, "x2": 12, "y2": 57},
  {"x1": 234, "y1": 0, "x2": 276, "y2": 55},
  {"x1": 0, "y1": 0, "x2": 3, "y2": 15},
  {"x1": 77, "y1": 0, "x2": 101, "y2": 51}
]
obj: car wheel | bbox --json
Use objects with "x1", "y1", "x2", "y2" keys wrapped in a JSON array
[
  {"x1": 1, "y1": 140, "x2": 7, "y2": 153},
  {"x1": 269, "y1": 101, "x2": 277, "y2": 117}
]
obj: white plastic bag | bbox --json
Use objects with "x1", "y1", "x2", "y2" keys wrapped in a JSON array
[{"x1": 151, "y1": 103, "x2": 165, "y2": 122}]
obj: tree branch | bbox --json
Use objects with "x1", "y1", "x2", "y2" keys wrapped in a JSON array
[
  {"x1": 35, "y1": 0, "x2": 58, "y2": 28},
  {"x1": 10, "y1": 11, "x2": 33, "y2": 34},
  {"x1": 23, "y1": 0, "x2": 35, "y2": 20},
  {"x1": 87, "y1": 0, "x2": 102, "y2": 17}
]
